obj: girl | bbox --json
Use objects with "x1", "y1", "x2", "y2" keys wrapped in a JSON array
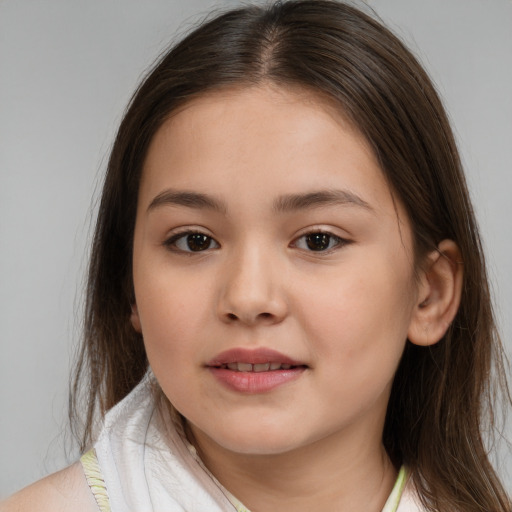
[{"x1": 4, "y1": 1, "x2": 511, "y2": 511}]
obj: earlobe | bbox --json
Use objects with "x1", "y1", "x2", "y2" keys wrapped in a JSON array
[
  {"x1": 408, "y1": 239, "x2": 463, "y2": 346},
  {"x1": 130, "y1": 303, "x2": 142, "y2": 333}
]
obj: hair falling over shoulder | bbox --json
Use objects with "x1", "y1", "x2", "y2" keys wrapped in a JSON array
[{"x1": 69, "y1": 1, "x2": 511, "y2": 510}]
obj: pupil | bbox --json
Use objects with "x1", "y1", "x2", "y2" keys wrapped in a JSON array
[
  {"x1": 187, "y1": 233, "x2": 210, "y2": 251},
  {"x1": 306, "y1": 233, "x2": 330, "y2": 251}
]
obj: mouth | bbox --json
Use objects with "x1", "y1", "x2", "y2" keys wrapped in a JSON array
[
  {"x1": 206, "y1": 348, "x2": 308, "y2": 393},
  {"x1": 212, "y1": 362, "x2": 304, "y2": 372},
  {"x1": 207, "y1": 347, "x2": 307, "y2": 370}
]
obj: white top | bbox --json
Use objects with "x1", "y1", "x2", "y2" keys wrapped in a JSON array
[{"x1": 82, "y1": 373, "x2": 424, "y2": 512}]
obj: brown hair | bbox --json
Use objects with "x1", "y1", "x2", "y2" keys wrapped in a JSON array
[{"x1": 70, "y1": 1, "x2": 511, "y2": 510}]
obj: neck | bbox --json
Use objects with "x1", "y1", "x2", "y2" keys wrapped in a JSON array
[{"x1": 188, "y1": 420, "x2": 397, "y2": 512}]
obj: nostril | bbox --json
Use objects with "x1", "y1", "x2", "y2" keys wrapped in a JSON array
[{"x1": 225, "y1": 311, "x2": 273, "y2": 323}]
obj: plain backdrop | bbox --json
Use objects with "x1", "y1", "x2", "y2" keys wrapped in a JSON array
[{"x1": 1, "y1": 0, "x2": 511, "y2": 498}]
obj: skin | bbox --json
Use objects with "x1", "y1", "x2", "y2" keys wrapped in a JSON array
[
  {"x1": 3, "y1": 84, "x2": 462, "y2": 512},
  {"x1": 129, "y1": 85, "x2": 461, "y2": 511},
  {"x1": 1, "y1": 463, "x2": 98, "y2": 512}
]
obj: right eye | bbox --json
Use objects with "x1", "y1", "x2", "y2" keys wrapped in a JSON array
[{"x1": 164, "y1": 231, "x2": 220, "y2": 253}]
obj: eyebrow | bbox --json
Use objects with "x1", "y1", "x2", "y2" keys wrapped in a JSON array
[
  {"x1": 147, "y1": 188, "x2": 373, "y2": 215},
  {"x1": 147, "y1": 190, "x2": 228, "y2": 214},
  {"x1": 272, "y1": 189, "x2": 374, "y2": 213}
]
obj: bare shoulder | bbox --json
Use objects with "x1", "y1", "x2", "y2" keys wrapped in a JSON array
[{"x1": 1, "y1": 462, "x2": 99, "y2": 512}]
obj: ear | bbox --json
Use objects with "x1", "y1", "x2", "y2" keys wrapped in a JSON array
[
  {"x1": 408, "y1": 239, "x2": 463, "y2": 346},
  {"x1": 130, "y1": 303, "x2": 142, "y2": 333}
]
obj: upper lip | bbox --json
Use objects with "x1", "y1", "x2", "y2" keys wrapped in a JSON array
[{"x1": 207, "y1": 347, "x2": 306, "y2": 367}]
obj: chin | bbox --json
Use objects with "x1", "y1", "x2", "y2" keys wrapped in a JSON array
[{"x1": 200, "y1": 421, "x2": 317, "y2": 457}]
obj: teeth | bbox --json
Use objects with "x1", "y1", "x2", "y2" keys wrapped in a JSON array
[
  {"x1": 223, "y1": 362, "x2": 296, "y2": 372},
  {"x1": 253, "y1": 363, "x2": 270, "y2": 372},
  {"x1": 237, "y1": 363, "x2": 253, "y2": 372}
]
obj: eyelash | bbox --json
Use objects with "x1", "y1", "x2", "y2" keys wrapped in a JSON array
[
  {"x1": 291, "y1": 230, "x2": 348, "y2": 253},
  {"x1": 163, "y1": 229, "x2": 350, "y2": 254},
  {"x1": 163, "y1": 230, "x2": 220, "y2": 254}
]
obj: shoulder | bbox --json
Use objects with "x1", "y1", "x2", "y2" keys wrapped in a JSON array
[{"x1": 1, "y1": 462, "x2": 99, "y2": 512}]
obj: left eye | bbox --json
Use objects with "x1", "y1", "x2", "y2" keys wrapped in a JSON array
[
  {"x1": 294, "y1": 232, "x2": 344, "y2": 252},
  {"x1": 165, "y1": 232, "x2": 220, "y2": 252}
]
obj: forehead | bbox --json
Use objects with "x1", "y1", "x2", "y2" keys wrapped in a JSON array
[
  {"x1": 138, "y1": 84, "x2": 401, "y2": 222},
  {"x1": 145, "y1": 84, "x2": 368, "y2": 162}
]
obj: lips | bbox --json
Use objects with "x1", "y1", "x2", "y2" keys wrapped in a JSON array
[
  {"x1": 207, "y1": 347, "x2": 305, "y2": 368},
  {"x1": 206, "y1": 348, "x2": 307, "y2": 393},
  {"x1": 222, "y1": 362, "x2": 294, "y2": 372}
]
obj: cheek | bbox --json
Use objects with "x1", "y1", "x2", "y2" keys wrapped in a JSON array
[
  {"x1": 134, "y1": 268, "x2": 210, "y2": 373},
  {"x1": 139, "y1": 291, "x2": 204, "y2": 413},
  {"x1": 135, "y1": 247, "x2": 212, "y2": 328},
  {"x1": 294, "y1": 255, "x2": 416, "y2": 378}
]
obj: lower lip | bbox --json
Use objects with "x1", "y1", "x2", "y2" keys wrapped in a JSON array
[{"x1": 208, "y1": 367, "x2": 305, "y2": 393}]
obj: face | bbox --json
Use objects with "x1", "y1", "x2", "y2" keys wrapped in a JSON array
[{"x1": 132, "y1": 85, "x2": 421, "y2": 457}]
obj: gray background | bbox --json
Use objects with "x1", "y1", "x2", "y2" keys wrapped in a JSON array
[{"x1": 1, "y1": 0, "x2": 511, "y2": 498}]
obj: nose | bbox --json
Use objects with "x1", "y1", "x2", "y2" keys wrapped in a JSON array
[{"x1": 217, "y1": 243, "x2": 288, "y2": 326}]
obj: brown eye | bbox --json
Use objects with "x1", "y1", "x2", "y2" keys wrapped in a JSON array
[
  {"x1": 305, "y1": 233, "x2": 332, "y2": 251},
  {"x1": 185, "y1": 233, "x2": 212, "y2": 251},
  {"x1": 165, "y1": 231, "x2": 219, "y2": 253},
  {"x1": 293, "y1": 231, "x2": 346, "y2": 252}
]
